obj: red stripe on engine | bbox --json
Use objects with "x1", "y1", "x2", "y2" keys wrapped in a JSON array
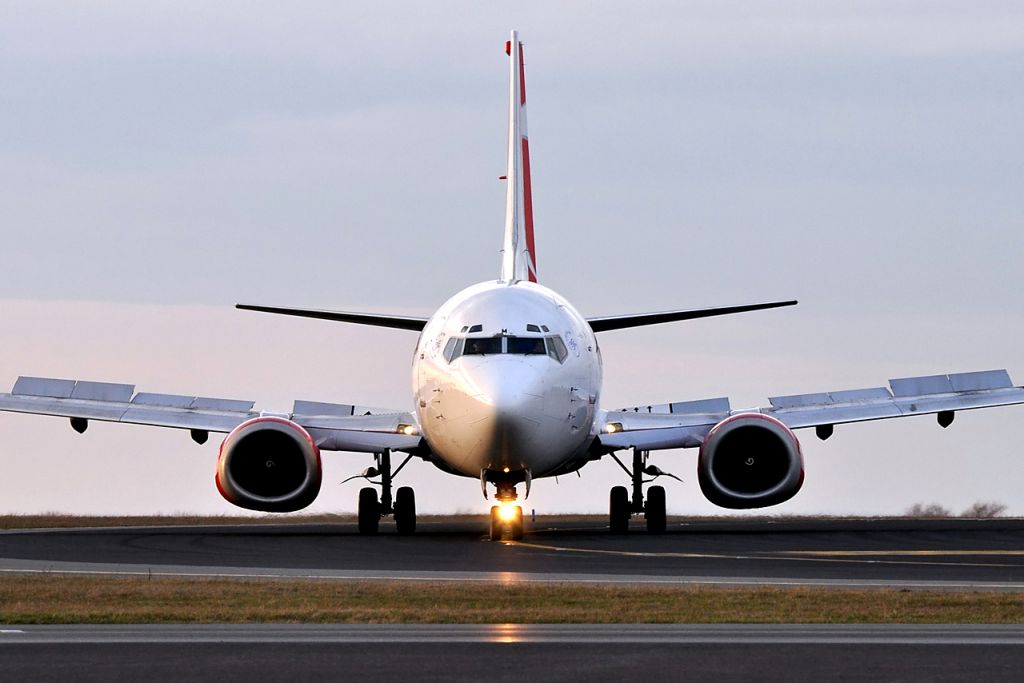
[{"x1": 521, "y1": 137, "x2": 536, "y2": 282}]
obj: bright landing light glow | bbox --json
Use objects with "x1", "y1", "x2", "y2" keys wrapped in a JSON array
[{"x1": 497, "y1": 503, "x2": 518, "y2": 522}]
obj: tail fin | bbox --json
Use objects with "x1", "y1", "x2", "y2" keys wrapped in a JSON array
[{"x1": 500, "y1": 30, "x2": 538, "y2": 283}]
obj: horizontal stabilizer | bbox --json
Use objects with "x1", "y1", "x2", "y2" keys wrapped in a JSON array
[
  {"x1": 587, "y1": 300, "x2": 797, "y2": 333},
  {"x1": 236, "y1": 304, "x2": 428, "y2": 331}
]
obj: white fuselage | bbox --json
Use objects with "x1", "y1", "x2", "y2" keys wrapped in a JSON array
[{"x1": 413, "y1": 280, "x2": 602, "y2": 479}]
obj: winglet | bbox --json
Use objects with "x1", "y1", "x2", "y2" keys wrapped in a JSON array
[{"x1": 500, "y1": 30, "x2": 537, "y2": 284}]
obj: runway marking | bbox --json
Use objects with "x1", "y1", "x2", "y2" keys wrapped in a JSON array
[
  {"x1": 514, "y1": 541, "x2": 723, "y2": 559},
  {"x1": 512, "y1": 541, "x2": 1024, "y2": 569},
  {"x1": 780, "y1": 550, "x2": 1024, "y2": 557}
]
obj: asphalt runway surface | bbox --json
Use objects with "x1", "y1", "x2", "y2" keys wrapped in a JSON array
[
  {"x1": 2, "y1": 518, "x2": 1024, "y2": 589},
  {"x1": 2, "y1": 625, "x2": 1024, "y2": 681}
]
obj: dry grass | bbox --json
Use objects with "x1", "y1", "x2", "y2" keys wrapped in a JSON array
[{"x1": 0, "y1": 575, "x2": 1021, "y2": 624}]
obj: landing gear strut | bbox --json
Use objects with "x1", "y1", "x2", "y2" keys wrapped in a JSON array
[
  {"x1": 354, "y1": 449, "x2": 417, "y2": 535},
  {"x1": 607, "y1": 448, "x2": 674, "y2": 534}
]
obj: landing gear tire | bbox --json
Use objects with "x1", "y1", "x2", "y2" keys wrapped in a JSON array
[
  {"x1": 609, "y1": 486, "x2": 630, "y2": 533},
  {"x1": 509, "y1": 506, "x2": 524, "y2": 541},
  {"x1": 489, "y1": 505, "x2": 524, "y2": 541},
  {"x1": 489, "y1": 506, "x2": 502, "y2": 541},
  {"x1": 645, "y1": 485, "x2": 666, "y2": 534},
  {"x1": 394, "y1": 486, "x2": 417, "y2": 535},
  {"x1": 358, "y1": 487, "x2": 380, "y2": 535}
]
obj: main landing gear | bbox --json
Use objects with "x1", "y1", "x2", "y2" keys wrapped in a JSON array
[
  {"x1": 488, "y1": 480, "x2": 525, "y2": 542},
  {"x1": 345, "y1": 449, "x2": 417, "y2": 535},
  {"x1": 608, "y1": 448, "x2": 680, "y2": 534}
]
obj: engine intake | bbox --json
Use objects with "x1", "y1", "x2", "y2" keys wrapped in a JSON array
[
  {"x1": 698, "y1": 413, "x2": 803, "y2": 509},
  {"x1": 216, "y1": 417, "x2": 322, "y2": 512}
]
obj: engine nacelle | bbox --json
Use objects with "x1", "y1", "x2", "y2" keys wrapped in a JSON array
[
  {"x1": 697, "y1": 413, "x2": 804, "y2": 509},
  {"x1": 215, "y1": 417, "x2": 322, "y2": 512}
]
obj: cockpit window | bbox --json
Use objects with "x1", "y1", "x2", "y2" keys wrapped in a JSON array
[
  {"x1": 546, "y1": 335, "x2": 569, "y2": 363},
  {"x1": 463, "y1": 337, "x2": 502, "y2": 355},
  {"x1": 467, "y1": 324, "x2": 483, "y2": 333},
  {"x1": 507, "y1": 336, "x2": 546, "y2": 355},
  {"x1": 442, "y1": 337, "x2": 461, "y2": 362},
  {"x1": 445, "y1": 333, "x2": 569, "y2": 364}
]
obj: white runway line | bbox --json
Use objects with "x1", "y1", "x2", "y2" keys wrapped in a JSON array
[{"x1": 2, "y1": 556, "x2": 1023, "y2": 591}]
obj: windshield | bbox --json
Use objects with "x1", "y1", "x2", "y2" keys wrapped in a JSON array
[
  {"x1": 445, "y1": 334, "x2": 569, "y2": 364},
  {"x1": 463, "y1": 337, "x2": 503, "y2": 355},
  {"x1": 506, "y1": 336, "x2": 546, "y2": 355}
]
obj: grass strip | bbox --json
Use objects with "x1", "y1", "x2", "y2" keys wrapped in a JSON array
[{"x1": 0, "y1": 575, "x2": 1021, "y2": 624}]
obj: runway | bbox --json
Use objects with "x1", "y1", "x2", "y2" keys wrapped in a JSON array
[
  {"x1": 2, "y1": 518, "x2": 1023, "y2": 589},
  {"x1": 2, "y1": 625, "x2": 1023, "y2": 681}
]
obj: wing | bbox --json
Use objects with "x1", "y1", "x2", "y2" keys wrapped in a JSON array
[
  {"x1": 0, "y1": 376, "x2": 420, "y2": 453},
  {"x1": 587, "y1": 300, "x2": 797, "y2": 333},
  {"x1": 597, "y1": 369, "x2": 1024, "y2": 452},
  {"x1": 236, "y1": 304, "x2": 428, "y2": 331}
]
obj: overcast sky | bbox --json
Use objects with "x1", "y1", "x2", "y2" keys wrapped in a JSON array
[{"x1": 1, "y1": 2, "x2": 1022, "y2": 517}]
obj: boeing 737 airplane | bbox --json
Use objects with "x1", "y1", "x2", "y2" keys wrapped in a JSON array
[{"x1": 2, "y1": 31, "x2": 1022, "y2": 540}]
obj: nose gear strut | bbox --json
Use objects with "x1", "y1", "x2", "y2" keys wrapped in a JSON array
[{"x1": 479, "y1": 469, "x2": 528, "y2": 541}]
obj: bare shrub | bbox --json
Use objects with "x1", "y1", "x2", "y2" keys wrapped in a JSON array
[
  {"x1": 960, "y1": 502, "x2": 1007, "y2": 519},
  {"x1": 905, "y1": 503, "x2": 952, "y2": 518}
]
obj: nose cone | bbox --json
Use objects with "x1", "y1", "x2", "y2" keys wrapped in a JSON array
[
  {"x1": 470, "y1": 361, "x2": 543, "y2": 415},
  {"x1": 457, "y1": 358, "x2": 545, "y2": 471}
]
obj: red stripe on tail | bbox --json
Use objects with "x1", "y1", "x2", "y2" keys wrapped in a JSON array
[
  {"x1": 522, "y1": 137, "x2": 536, "y2": 282},
  {"x1": 519, "y1": 44, "x2": 527, "y2": 106}
]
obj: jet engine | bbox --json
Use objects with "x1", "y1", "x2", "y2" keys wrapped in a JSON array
[
  {"x1": 697, "y1": 413, "x2": 803, "y2": 509},
  {"x1": 215, "y1": 417, "x2": 322, "y2": 512}
]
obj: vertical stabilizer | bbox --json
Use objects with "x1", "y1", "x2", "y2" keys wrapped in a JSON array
[{"x1": 500, "y1": 30, "x2": 537, "y2": 283}]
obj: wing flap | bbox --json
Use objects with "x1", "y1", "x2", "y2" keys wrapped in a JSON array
[
  {"x1": 0, "y1": 394, "x2": 133, "y2": 422},
  {"x1": 2, "y1": 376, "x2": 259, "y2": 433},
  {"x1": 598, "y1": 369, "x2": 1024, "y2": 453},
  {"x1": 767, "y1": 370, "x2": 1024, "y2": 430},
  {"x1": 292, "y1": 400, "x2": 355, "y2": 418},
  {"x1": 1, "y1": 375, "x2": 419, "y2": 453},
  {"x1": 14, "y1": 376, "x2": 87, "y2": 399}
]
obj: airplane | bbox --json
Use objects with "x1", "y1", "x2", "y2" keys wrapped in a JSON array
[{"x1": 2, "y1": 30, "x2": 1023, "y2": 541}]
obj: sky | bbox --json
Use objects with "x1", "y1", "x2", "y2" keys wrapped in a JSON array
[{"x1": 1, "y1": 2, "x2": 1022, "y2": 516}]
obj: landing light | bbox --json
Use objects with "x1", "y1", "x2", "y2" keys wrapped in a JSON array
[
  {"x1": 497, "y1": 503, "x2": 518, "y2": 522},
  {"x1": 605, "y1": 422, "x2": 623, "y2": 434},
  {"x1": 397, "y1": 424, "x2": 418, "y2": 436}
]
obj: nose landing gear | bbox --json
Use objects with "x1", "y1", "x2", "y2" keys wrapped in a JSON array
[
  {"x1": 489, "y1": 503, "x2": 524, "y2": 541},
  {"x1": 487, "y1": 478, "x2": 525, "y2": 541},
  {"x1": 608, "y1": 448, "x2": 678, "y2": 534}
]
